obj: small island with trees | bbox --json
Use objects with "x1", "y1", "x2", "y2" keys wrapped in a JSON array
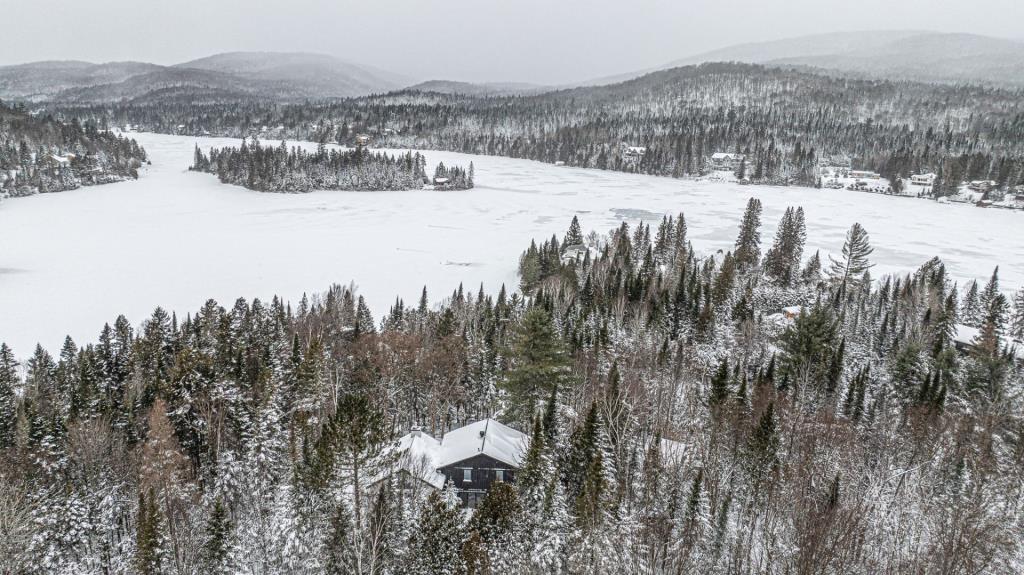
[{"x1": 190, "y1": 139, "x2": 474, "y2": 192}]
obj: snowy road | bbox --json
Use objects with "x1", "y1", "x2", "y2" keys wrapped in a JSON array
[{"x1": 1, "y1": 132, "x2": 1021, "y2": 356}]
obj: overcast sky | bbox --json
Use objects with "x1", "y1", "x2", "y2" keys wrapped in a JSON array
[{"x1": 1, "y1": 0, "x2": 1021, "y2": 84}]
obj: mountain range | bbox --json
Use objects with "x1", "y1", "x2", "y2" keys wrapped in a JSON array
[
  {"x1": 0, "y1": 52, "x2": 408, "y2": 103},
  {"x1": 2, "y1": 31, "x2": 1022, "y2": 104},
  {"x1": 593, "y1": 31, "x2": 1024, "y2": 87}
]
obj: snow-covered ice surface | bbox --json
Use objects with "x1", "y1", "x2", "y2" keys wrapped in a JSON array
[{"x1": 1, "y1": 132, "x2": 1022, "y2": 356}]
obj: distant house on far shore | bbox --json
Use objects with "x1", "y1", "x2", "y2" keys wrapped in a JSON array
[
  {"x1": 710, "y1": 152, "x2": 744, "y2": 171},
  {"x1": 47, "y1": 153, "x2": 75, "y2": 175},
  {"x1": 623, "y1": 145, "x2": 646, "y2": 163},
  {"x1": 910, "y1": 173, "x2": 936, "y2": 186},
  {"x1": 968, "y1": 180, "x2": 996, "y2": 193}
]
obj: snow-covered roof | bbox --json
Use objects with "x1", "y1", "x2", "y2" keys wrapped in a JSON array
[
  {"x1": 782, "y1": 306, "x2": 802, "y2": 315},
  {"x1": 711, "y1": 152, "x2": 742, "y2": 160},
  {"x1": 437, "y1": 418, "x2": 528, "y2": 468},
  {"x1": 954, "y1": 324, "x2": 1023, "y2": 359},
  {"x1": 954, "y1": 324, "x2": 979, "y2": 346},
  {"x1": 383, "y1": 419, "x2": 529, "y2": 488},
  {"x1": 386, "y1": 429, "x2": 447, "y2": 489}
]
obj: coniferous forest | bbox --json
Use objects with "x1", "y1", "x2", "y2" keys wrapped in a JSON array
[
  {"x1": 190, "y1": 140, "x2": 474, "y2": 193},
  {"x1": 2, "y1": 200, "x2": 1023, "y2": 574},
  {"x1": 59, "y1": 63, "x2": 1024, "y2": 189},
  {"x1": 0, "y1": 100, "x2": 147, "y2": 197}
]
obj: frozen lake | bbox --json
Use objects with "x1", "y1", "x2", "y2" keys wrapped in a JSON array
[{"x1": 1, "y1": 132, "x2": 1021, "y2": 356}]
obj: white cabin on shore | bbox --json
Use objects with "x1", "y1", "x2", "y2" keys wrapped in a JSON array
[
  {"x1": 710, "y1": 152, "x2": 744, "y2": 171},
  {"x1": 910, "y1": 173, "x2": 936, "y2": 186}
]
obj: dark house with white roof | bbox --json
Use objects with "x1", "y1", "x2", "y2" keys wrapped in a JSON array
[{"x1": 379, "y1": 418, "x2": 528, "y2": 507}]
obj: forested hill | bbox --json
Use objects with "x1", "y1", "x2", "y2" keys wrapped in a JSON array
[
  {"x1": 1, "y1": 201, "x2": 1022, "y2": 572},
  {"x1": 60, "y1": 63, "x2": 1024, "y2": 189},
  {"x1": 0, "y1": 101, "x2": 147, "y2": 197}
]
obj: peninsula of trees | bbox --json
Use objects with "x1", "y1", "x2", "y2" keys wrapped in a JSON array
[
  {"x1": 0, "y1": 100, "x2": 147, "y2": 197},
  {"x1": 190, "y1": 139, "x2": 474, "y2": 192}
]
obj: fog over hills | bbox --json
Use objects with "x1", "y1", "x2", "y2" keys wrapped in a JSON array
[
  {"x1": 176, "y1": 52, "x2": 410, "y2": 97},
  {"x1": 3, "y1": 31, "x2": 1021, "y2": 105},
  {"x1": 0, "y1": 52, "x2": 406, "y2": 102},
  {"x1": 0, "y1": 60, "x2": 163, "y2": 101},
  {"x1": 672, "y1": 31, "x2": 1024, "y2": 87},
  {"x1": 588, "y1": 31, "x2": 1024, "y2": 88}
]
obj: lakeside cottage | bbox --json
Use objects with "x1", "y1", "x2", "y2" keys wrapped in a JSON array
[
  {"x1": 622, "y1": 145, "x2": 647, "y2": 166},
  {"x1": 968, "y1": 180, "x2": 996, "y2": 193},
  {"x1": 380, "y1": 418, "x2": 528, "y2": 507},
  {"x1": 710, "y1": 152, "x2": 744, "y2": 171},
  {"x1": 910, "y1": 173, "x2": 936, "y2": 186},
  {"x1": 561, "y1": 243, "x2": 588, "y2": 265},
  {"x1": 952, "y1": 324, "x2": 1023, "y2": 360}
]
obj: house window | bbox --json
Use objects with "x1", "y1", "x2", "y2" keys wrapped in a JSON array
[
  {"x1": 495, "y1": 469, "x2": 505, "y2": 482},
  {"x1": 463, "y1": 468, "x2": 472, "y2": 482}
]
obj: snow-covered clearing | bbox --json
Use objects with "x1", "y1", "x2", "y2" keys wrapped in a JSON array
[{"x1": 1, "y1": 132, "x2": 1022, "y2": 356}]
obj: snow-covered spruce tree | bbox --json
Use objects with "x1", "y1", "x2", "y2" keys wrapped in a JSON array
[
  {"x1": 501, "y1": 306, "x2": 572, "y2": 426},
  {"x1": 828, "y1": 222, "x2": 874, "y2": 299},
  {"x1": 563, "y1": 215, "x2": 584, "y2": 248},
  {"x1": 763, "y1": 206, "x2": 806, "y2": 287},
  {"x1": 1011, "y1": 288, "x2": 1024, "y2": 342},
  {"x1": 200, "y1": 497, "x2": 236, "y2": 575},
  {"x1": 733, "y1": 197, "x2": 763, "y2": 271},
  {"x1": 405, "y1": 487, "x2": 465, "y2": 575},
  {"x1": 777, "y1": 303, "x2": 841, "y2": 395},
  {"x1": 0, "y1": 343, "x2": 18, "y2": 448},
  {"x1": 468, "y1": 482, "x2": 526, "y2": 571},
  {"x1": 135, "y1": 488, "x2": 169, "y2": 575}
]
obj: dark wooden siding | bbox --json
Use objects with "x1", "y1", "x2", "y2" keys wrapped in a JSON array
[{"x1": 438, "y1": 453, "x2": 517, "y2": 507}]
